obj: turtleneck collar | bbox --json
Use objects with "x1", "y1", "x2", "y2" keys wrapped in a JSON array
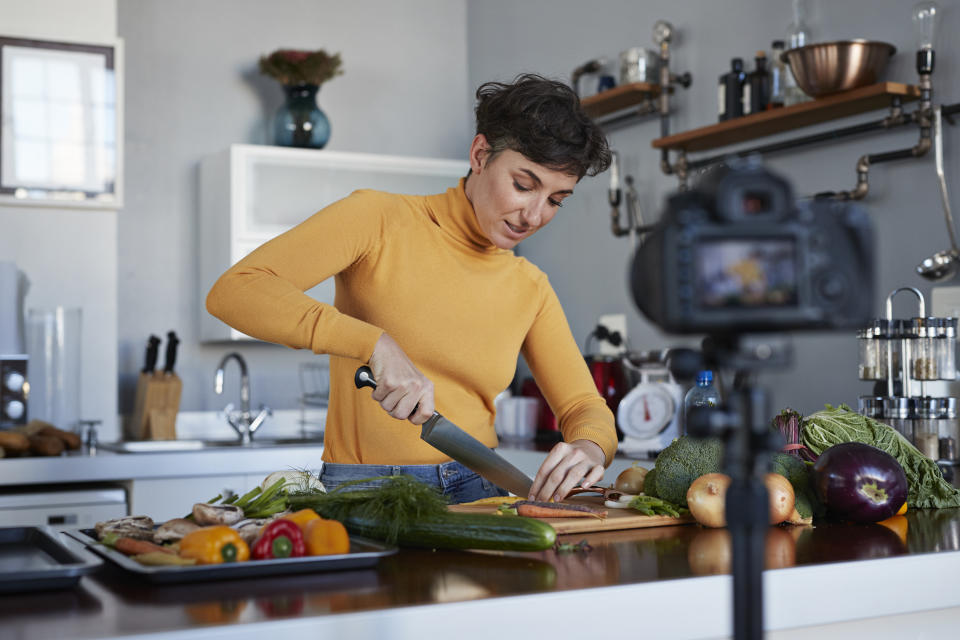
[{"x1": 425, "y1": 177, "x2": 503, "y2": 254}]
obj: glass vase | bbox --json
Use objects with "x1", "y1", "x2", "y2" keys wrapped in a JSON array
[{"x1": 273, "y1": 83, "x2": 330, "y2": 149}]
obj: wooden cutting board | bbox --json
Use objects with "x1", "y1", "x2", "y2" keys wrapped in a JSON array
[{"x1": 449, "y1": 496, "x2": 694, "y2": 534}]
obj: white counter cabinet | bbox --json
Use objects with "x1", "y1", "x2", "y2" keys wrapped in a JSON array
[{"x1": 128, "y1": 474, "x2": 269, "y2": 522}]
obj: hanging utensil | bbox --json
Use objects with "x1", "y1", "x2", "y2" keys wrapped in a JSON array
[{"x1": 917, "y1": 105, "x2": 960, "y2": 281}]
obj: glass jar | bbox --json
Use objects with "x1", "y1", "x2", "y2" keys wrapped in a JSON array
[
  {"x1": 937, "y1": 317, "x2": 957, "y2": 381},
  {"x1": 858, "y1": 395, "x2": 885, "y2": 419},
  {"x1": 883, "y1": 396, "x2": 914, "y2": 441},
  {"x1": 911, "y1": 318, "x2": 939, "y2": 380},
  {"x1": 937, "y1": 397, "x2": 958, "y2": 463},
  {"x1": 914, "y1": 397, "x2": 941, "y2": 459},
  {"x1": 859, "y1": 320, "x2": 899, "y2": 380},
  {"x1": 858, "y1": 328, "x2": 878, "y2": 380}
]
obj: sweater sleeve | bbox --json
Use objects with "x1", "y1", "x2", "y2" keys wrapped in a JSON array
[
  {"x1": 205, "y1": 190, "x2": 387, "y2": 362},
  {"x1": 520, "y1": 274, "x2": 618, "y2": 467}
]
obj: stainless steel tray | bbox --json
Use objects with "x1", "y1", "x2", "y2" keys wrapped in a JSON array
[
  {"x1": 0, "y1": 526, "x2": 102, "y2": 593},
  {"x1": 66, "y1": 529, "x2": 396, "y2": 584}
]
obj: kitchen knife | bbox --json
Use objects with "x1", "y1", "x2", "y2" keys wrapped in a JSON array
[
  {"x1": 354, "y1": 366, "x2": 534, "y2": 498},
  {"x1": 163, "y1": 331, "x2": 179, "y2": 375},
  {"x1": 143, "y1": 335, "x2": 161, "y2": 373}
]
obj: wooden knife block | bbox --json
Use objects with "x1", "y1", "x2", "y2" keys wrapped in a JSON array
[{"x1": 127, "y1": 371, "x2": 182, "y2": 440}]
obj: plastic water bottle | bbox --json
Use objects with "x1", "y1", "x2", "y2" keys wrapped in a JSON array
[{"x1": 683, "y1": 370, "x2": 721, "y2": 436}]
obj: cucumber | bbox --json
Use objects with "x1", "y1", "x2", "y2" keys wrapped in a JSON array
[{"x1": 342, "y1": 512, "x2": 556, "y2": 551}]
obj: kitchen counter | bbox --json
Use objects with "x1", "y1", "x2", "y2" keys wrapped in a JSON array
[
  {"x1": 0, "y1": 444, "x2": 325, "y2": 488},
  {"x1": 3, "y1": 509, "x2": 960, "y2": 639}
]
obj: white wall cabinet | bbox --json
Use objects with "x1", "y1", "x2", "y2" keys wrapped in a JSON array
[{"x1": 199, "y1": 144, "x2": 468, "y2": 342}]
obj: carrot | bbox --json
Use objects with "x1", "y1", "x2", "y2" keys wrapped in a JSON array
[
  {"x1": 513, "y1": 501, "x2": 607, "y2": 519},
  {"x1": 114, "y1": 537, "x2": 174, "y2": 556}
]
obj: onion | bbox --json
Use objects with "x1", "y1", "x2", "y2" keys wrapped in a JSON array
[
  {"x1": 764, "y1": 473, "x2": 796, "y2": 525},
  {"x1": 686, "y1": 473, "x2": 731, "y2": 528},
  {"x1": 812, "y1": 442, "x2": 908, "y2": 524},
  {"x1": 687, "y1": 472, "x2": 795, "y2": 527},
  {"x1": 614, "y1": 464, "x2": 648, "y2": 494}
]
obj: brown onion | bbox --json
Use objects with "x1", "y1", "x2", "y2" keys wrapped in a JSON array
[
  {"x1": 764, "y1": 473, "x2": 796, "y2": 525},
  {"x1": 686, "y1": 473, "x2": 731, "y2": 528},
  {"x1": 614, "y1": 464, "x2": 648, "y2": 494}
]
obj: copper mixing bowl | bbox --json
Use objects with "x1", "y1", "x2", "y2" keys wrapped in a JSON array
[{"x1": 781, "y1": 40, "x2": 897, "y2": 98}]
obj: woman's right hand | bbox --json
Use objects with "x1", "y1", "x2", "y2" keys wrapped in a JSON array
[{"x1": 367, "y1": 333, "x2": 435, "y2": 424}]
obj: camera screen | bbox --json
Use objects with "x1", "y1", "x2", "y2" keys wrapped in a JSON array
[{"x1": 695, "y1": 238, "x2": 799, "y2": 309}]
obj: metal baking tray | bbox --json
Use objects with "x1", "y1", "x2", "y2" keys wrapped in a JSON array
[
  {"x1": 0, "y1": 526, "x2": 102, "y2": 593},
  {"x1": 66, "y1": 529, "x2": 396, "y2": 584}
]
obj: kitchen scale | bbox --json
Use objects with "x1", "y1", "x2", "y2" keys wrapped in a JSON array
[{"x1": 617, "y1": 355, "x2": 684, "y2": 457}]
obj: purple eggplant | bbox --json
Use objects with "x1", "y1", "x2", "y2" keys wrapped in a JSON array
[{"x1": 812, "y1": 442, "x2": 907, "y2": 524}]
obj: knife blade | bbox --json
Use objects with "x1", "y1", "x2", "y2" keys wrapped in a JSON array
[
  {"x1": 163, "y1": 331, "x2": 180, "y2": 375},
  {"x1": 143, "y1": 335, "x2": 161, "y2": 373},
  {"x1": 354, "y1": 366, "x2": 534, "y2": 497}
]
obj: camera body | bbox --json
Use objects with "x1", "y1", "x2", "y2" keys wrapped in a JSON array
[{"x1": 631, "y1": 164, "x2": 874, "y2": 335}]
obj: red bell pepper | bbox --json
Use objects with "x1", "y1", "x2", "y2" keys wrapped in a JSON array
[{"x1": 251, "y1": 519, "x2": 306, "y2": 560}]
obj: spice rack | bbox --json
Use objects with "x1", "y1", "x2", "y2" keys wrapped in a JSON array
[{"x1": 858, "y1": 287, "x2": 959, "y2": 464}]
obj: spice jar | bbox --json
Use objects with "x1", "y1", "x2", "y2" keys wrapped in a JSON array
[
  {"x1": 858, "y1": 320, "x2": 899, "y2": 380},
  {"x1": 937, "y1": 317, "x2": 957, "y2": 381},
  {"x1": 858, "y1": 395, "x2": 885, "y2": 419},
  {"x1": 914, "y1": 397, "x2": 941, "y2": 459},
  {"x1": 857, "y1": 328, "x2": 879, "y2": 380},
  {"x1": 937, "y1": 397, "x2": 958, "y2": 463},
  {"x1": 883, "y1": 396, "x2": 914, "y2": 441},
  {"x1": 911, "y1": 318, "x2": 939, "y2": 380}
]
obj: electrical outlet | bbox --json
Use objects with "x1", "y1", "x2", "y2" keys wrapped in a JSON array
[{"x1": 596, "y1": 313, "x2": 627, "y2": 356}]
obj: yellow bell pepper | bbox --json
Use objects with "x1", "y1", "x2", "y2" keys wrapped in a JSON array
[
  {"x1": 304, "y1": 518, "x2": 350, "y2": 556},
  {"x1": 179, "y1": 525, "x2": 250, "y2": 564},
  {"x1": 281, "y1": 508, "x2": 321, "y2": 534}
]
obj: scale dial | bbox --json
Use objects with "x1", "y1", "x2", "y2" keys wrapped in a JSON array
[{"x1": 617, "y1": 382, "x2": 677, "y2": 439}]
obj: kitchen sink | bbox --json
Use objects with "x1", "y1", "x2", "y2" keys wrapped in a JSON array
[{"x1": 99, "y1": 437, "x2": 323, "y2": 453}]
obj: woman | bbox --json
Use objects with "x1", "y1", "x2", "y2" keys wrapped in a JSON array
[{"x1": 206, "y1": 73, "x2": 617, "y2": 503}]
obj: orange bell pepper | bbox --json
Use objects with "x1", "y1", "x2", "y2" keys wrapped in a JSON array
[
  {"x1": 304, "y1": 518, "x2": 350, "y2": 556},
  {"x1": 179, "y1": 525, "x2": 250, "y2": 564},
  {"x1": 281, "y1": 508, "x2": 321, "y2": 534}
]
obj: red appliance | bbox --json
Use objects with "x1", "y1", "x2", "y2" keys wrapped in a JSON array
[{"x1": 586, "y1": 355, "x2": 628, "y2": 441}]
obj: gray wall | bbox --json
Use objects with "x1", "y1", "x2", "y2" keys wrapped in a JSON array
[
  {"x1": 112, "y1": 0, "x2": 960, "y2": 434},
  {"x1": 0, "y1": 0, "x2": 119, "y2": 438},
  {"x1": 467, "y1": 0, "x2": 960, "y2": 416},
  {"x1": 116, "y1": 0, "x2": 471, "y2": 427}
]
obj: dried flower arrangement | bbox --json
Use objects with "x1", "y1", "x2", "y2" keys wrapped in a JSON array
[{"x1": 258, "y1": 49, "x2": 343, "y2": 87}]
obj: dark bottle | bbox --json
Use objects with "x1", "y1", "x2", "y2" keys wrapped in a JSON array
[
  {"x1": 718, "y1": 58, "x2": 746, "y2": 121},
  {"x1": 744, "y1": 51, "x2": 771, "y2": 115}
]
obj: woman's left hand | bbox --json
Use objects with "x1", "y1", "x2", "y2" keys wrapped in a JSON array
[{"x1": 528, "y1": 440, "x2": 605, "y2": 502}]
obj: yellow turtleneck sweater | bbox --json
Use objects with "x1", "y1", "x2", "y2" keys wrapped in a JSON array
[{"x1": 206, "y1": 179, "x2": 617, "y2": 466}]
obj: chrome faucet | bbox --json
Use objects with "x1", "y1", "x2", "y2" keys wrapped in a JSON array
[{"x1": 214, "y1": 352, "x2": 271, "y2": 444}]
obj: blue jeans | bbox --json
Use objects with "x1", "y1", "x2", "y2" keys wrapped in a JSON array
[{"x1": 319, "y1": 461, "x2": 508, "y2": 504}]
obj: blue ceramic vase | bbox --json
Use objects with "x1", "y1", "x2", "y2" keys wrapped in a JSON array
[{"x1": 274, "y1": 83, "x2": 330, "y2": 149}]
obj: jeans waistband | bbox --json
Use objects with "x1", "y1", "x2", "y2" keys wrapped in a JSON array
[{"x1": 320, "y1": 460, "x2": 475, "y2": 490}]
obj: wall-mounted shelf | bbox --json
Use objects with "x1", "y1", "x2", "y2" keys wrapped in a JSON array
[
  {"x1": 581, "y1": 82, "x2": 662, "y2": 118},
  {"x1": 652, "y1": 82, "x2": 920, "y2": 153}
]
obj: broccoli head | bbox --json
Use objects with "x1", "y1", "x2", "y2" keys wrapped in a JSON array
[
  {"x1": 770, "y1": 452, "x2": 824, "y2": 521},
  {"x1": 647, "y1": 436, "x2": 724, "y2": 506}
]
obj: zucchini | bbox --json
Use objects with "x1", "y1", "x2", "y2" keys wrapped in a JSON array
[{"x1": 341, "y1": 512, "x2": 556, "y2": 551}]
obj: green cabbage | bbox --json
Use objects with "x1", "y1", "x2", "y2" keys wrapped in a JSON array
[{"x1": 801, "y1": 404, "x2": 960, "y2": 509}]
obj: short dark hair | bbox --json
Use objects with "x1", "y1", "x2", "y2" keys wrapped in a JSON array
[{"x1": 474, "y1": 73, "x2": 611, "y2": 180}]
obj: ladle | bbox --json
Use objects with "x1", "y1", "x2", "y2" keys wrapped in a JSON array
[{"x1": 917, "y1": 105, "x2": 960, "y2": 281}]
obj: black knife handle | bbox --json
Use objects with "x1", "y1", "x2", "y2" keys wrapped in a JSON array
[
  {"x1": 144, "y1": 335, "x2": 161, "y2": 373},
  {"x1": 164, "y1": 331, "x2": 179, "y2": 374},
  {"x1": 355, "y1": 366, "x2": 377, "y2": 390}
]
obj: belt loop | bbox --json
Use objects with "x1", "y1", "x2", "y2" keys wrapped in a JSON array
[{"x1": 392, "y1": 465, "x2": 401, "y2": 476}]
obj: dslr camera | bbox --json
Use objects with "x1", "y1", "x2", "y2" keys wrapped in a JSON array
[{"x1": 630, "y1": 163, "x2": 874, "y2": 335}]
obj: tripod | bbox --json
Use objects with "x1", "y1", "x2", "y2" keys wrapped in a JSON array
[{"x1": 673, "y1": 337, "x2": 787, "y2": 640}]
